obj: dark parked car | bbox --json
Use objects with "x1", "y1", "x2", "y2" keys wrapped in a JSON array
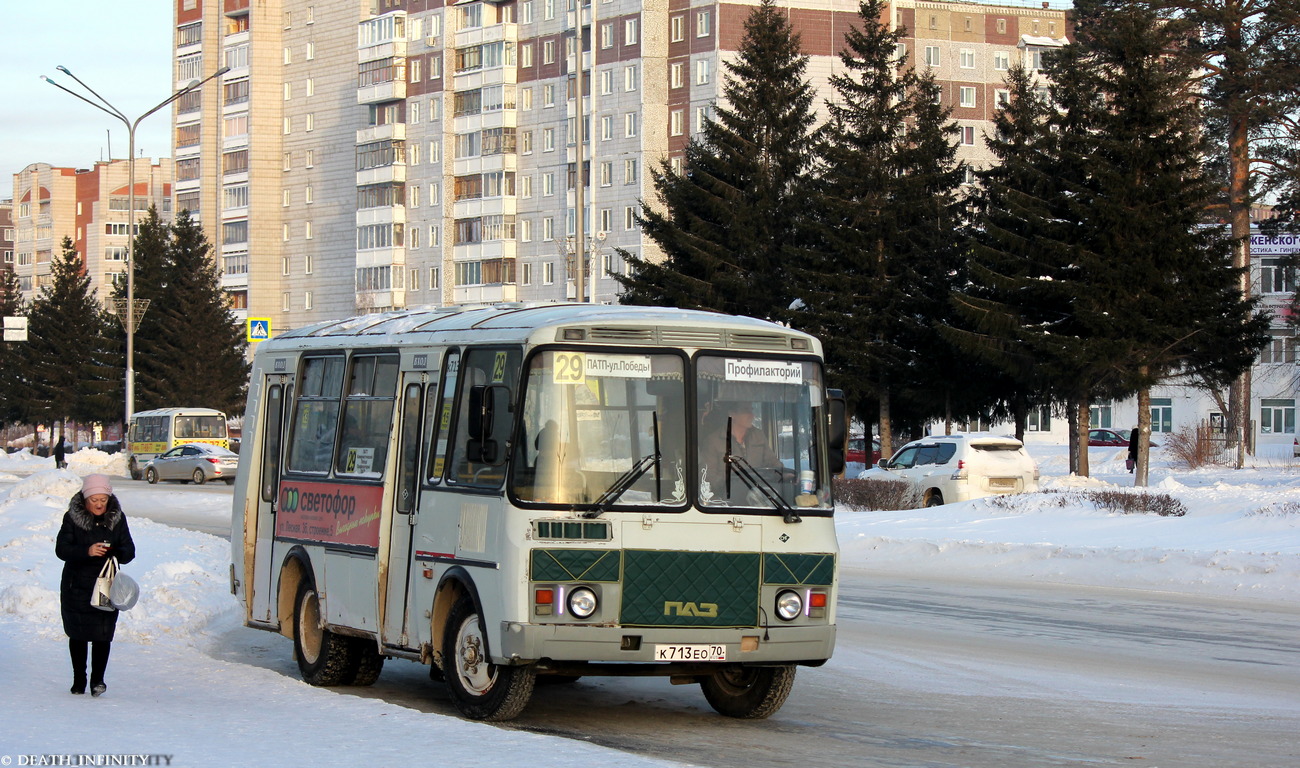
[
  {"x1": 143, "y1": 443, "x2": 240, "y2": 485},
  {"x1": 1088, "y1": 429, "x2": 1158, "y2": 447}
]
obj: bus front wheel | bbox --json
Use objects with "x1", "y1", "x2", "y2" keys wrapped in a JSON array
[
  {"x1": 442, "y1": 594, "x2": 535, "y2": 721},
  {"x1": 293, "y1": 580, "x2": 354, "y2": 686},
  {"x1": 700, "y1": 664, "x2": 797, "y2": 719}
]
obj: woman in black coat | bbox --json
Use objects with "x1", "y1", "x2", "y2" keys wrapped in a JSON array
[{"x1": 55, "y1": 474, "x2": 135, "y2": 696}]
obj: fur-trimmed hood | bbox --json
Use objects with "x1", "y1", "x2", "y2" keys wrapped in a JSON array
[{"x1": 66, "y1": 492, "x2": 124, "y2": 531}]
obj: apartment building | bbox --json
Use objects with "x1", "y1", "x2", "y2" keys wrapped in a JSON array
[
  {"x1": 172, "y1": 0, "x2": 1070, "y2": 332},
  {"x1": 1, "y1": 200, "x2": 13, "y2": 276},
  {"x1": 9, "y1": 160, "x2": 174, "y2": 307}
]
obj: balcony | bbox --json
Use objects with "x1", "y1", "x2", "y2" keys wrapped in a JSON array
[
  {"x1": 356, "y1": 123, "x2": 406, "y2": 144},
  {"x1": 357, "y1": 80, "x2": 407, "y2": 105}
]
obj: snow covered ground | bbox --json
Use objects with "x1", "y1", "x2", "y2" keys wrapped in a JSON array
[{"x1": 1, "y1": 443, "x2": 1297, "y2": 767}]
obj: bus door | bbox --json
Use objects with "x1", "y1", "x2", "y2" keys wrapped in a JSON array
[
  {"x1": 383, "y1": 373, "x2": 430, "y2": 645},
  {"x1": 252, "y1": 374, "x2": 292, "y2": 623}
]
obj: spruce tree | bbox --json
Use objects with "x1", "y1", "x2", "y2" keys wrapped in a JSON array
[
  {"x1": 161, "y1": 211, "x2": 250, "y2": 414},
  {"x1": 113, "y1": 210, "x2": 250, "y2": 414},
  {"x1": 794, "y1": 0, "x2": 966, "y2": 454},
  {"x1": 615, "y1": 0, "x2": 818, "y2": 321},
  {"x1": 109, "y1": 205, "x2": 173, "y2": 411},
  {"x1": 0, "y1": 268, "x2": 26, "y2": 426},
  {"x1": 1062, "y1": 0, "x2": 1268, "y2": 484},
  {"x1": 21, "y1": 237, "x2": 121, "y2": 430},
  {"x1": 1143, "y1": 0, "x2": 1300, "y2": 462}
]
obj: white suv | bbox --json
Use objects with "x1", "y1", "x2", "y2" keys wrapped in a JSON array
[{"x1": 863, "y1": 434, "x2": 1039, "y2": 507}]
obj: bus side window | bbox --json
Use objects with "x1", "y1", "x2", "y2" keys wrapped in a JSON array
[
  {"x1": 261, "y1": 384, "x2": 285, "y2": 503},
  {"x1": 425, "y1": 350, "x2": 459, "y2": 484},
  {"x1": 449, "y1": 348, "x2": 520, "y2": 487}
]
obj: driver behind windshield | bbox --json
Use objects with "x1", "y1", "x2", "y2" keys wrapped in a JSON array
[{"x1": 701, "y1": 401, "x2": 784, "y2": 500}]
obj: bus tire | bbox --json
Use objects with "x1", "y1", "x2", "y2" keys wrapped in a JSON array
[
  {"x1": 345, "y1": 642, "x2": 386, "y2": 686},
  {"x1": 129, "y1": 460, "x2": 142, "y2": 481},
  {"x1": 293, "y1": 580, "x2": 353, "y2": 686},
  {"x1": 700, "y1": 665, "x2": 796, "y2": 719},
  {"x1": 442, "y1": 594, "x2": 535, "y2": 721}
]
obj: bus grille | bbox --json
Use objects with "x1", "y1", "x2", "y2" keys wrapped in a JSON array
[{"x1": 620, "y1": 551, "x2": 760, "y2": 627}]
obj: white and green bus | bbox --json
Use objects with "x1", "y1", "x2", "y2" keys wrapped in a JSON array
[{"x1": 230, "y1": 304, "x2": 845, "y2": 721}]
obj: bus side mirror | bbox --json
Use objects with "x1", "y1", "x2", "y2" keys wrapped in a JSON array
[
  {"x1": 827, "y1": 389, "x2": 847, "y2": 476},
  {"x1": 467, "y1": 384, "x2": 512, "y2": 466}
]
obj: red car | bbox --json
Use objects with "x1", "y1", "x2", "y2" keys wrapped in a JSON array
[{"x1": 846, "y1": 436, "x2": 881, "y2": 465}]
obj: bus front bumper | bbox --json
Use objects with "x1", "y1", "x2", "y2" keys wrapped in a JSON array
[{"x1": 494, "y1": 622, "x2": 835, "y2": 667}]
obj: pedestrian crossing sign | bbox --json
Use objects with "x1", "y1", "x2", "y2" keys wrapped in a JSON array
[{"x1": 247, "y1": 317, "x2": 272, "y2": 342}]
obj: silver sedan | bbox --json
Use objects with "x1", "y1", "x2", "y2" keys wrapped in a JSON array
[{"x1": 143, "y1": 443, "x2": 240, "y2": 485}]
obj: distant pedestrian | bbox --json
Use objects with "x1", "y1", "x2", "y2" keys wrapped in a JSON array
[
  {"x1": 55, "y1": 474, "x2": 136, "y2": 697},
  {"x1": 54, "y1": 435, "x2": 67, "y2": 469},
  {"x1": 1126, "y1": 428, "x2": 1139, "y2": 473}
]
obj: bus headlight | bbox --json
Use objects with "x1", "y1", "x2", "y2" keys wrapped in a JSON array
[
  {"x1": 567, "y1": 587, "x2": 598, "y2": 619},
  {"x1": 775, "y1": 590, "x2": 803, "y2": 621}
]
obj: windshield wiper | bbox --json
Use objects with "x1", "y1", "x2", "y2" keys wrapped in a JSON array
[
  {"x1": 585, "y1": 412, "x2": 661, "y2": 518},
  {"x1": 724, "y1": 418, "x2": 801, "y2": 524}
]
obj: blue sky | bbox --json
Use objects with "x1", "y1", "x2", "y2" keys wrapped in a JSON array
[{"x1": 0, "y1": 1, "x2": 173, "y2": 189}]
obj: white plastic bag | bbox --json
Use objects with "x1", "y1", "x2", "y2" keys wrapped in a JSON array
[
  {"x1": 109, "y1": 570, "x2": 139, "y2": 611},
  {"x1": 90, "y1": 557, "x2": 118, "y2": 612}
]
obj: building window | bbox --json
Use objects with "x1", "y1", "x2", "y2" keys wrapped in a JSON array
[
  {"x1": 305, "y1": 185, "x2": 313, "y2": 204},
  {"x1": 543, "y1": 127, "x2": 555, "y2": 152},
  {"x1": 625, "y1": 112, "x2": 637, "y2": 138},
  {"x1": 670, "y1": 110, "x2": 684, "y2": 136},
  {"x1": 924, "y1": 46, "x2": 940, "y2": 67},
  {"x1": 601, "y1": 115, "x2": 613, "y2": 141},
  {"x1": 696, "y1": 10, "x2": 710, "y2": 37},
  {"x1": 997, "y1": 18, "x2": 1007, "y2": 34},
  {"x1": 304, "y1": 291, "x2": 313, "y2": 310},
  {"x1": 960, "y1": 49, "x2": 975, "y2": 69},
  {"x1": 625, "y1": 18, "x2": 638, "y2": 45},
  {"x1": 601, "y1": 22, "x2": 614, "y2": 49},
  {"x1": 625, "y1": 159, "x2": 637, "y2": 184},
  {"x1": 1262, "y1": 399, "x2": 1296, "y2": 434},
  {"x1": 305, "y1": 253, "x2": 313, "y2": 274},
  {"x1": 695, "y1": 59, "x2": 710, "y2": 85},
  {"x1": 307, "y1": 42, "x2": 315, "y2": 61},
  {"x1": 995, "y1": 89, "x2": 1011, "y2": 108},
  {"x1": 960, "y1": 87, "x2": 977, "y2": 108},
  {"x1": 544, "y1": 83, "x2": 555, "y2": 107},
  {"x1": 1261, "y1": 258, "x2": 1296, "y2": 293},
  {"x1": 994, "y1": 51, "x2": 1010, "y2": 71},
  {"x1": 543, "y1": 217, "x2": 554, "y2": 241},
  {"x1": 543, "y1": 39, "x2": 555, "y2": 65},
  {"x1": 962, "y1": 126, "x2": 976, "y2": 145},
  {"x1": 1027, "y1": 406, "x2": 1051, "y2": 432},
  {"x1": 600, "y1": 161, "x2": 612, "y2": 186},
  {"x1": 671, "y1": 15, "x2": 684, "y2": 42},
  {"x1": 1261, "y1": 333, "x2": 1297, "y2": 364},
  {"x1": 1150, "y1": 398, "x2": 1173, "y2": 433},
  {"x1": 670, "y1": 62, "x2": 684, "y2": 89},
  {"x1": 625, "y1": 206, "x2": 637, "y2": 231},
  {"x1": 625, "y1": 65, "x2": 637, "y2": 92}
]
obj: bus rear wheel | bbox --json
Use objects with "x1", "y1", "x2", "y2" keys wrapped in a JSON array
[
  {"x1": 442, "y1": 594, "x2": 535, "y2": 721},
  {"x1": 700, "y1": 664, "x2": 796, "y2": 719},
  {"x1": 293, "y1": 580, "x2": 354, "y2": 686},
  {"x1": 129, "y1": 459, "x2": 142, "y2": 481}
]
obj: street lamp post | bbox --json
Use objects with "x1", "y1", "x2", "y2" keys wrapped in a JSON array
[{"x1": 42, "y1": 65, "x2": 228, "y2": 431}]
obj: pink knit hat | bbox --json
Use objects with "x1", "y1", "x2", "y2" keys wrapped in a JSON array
[{"x1": 81, "y1": 474, "x2": 113, "y2": 498}]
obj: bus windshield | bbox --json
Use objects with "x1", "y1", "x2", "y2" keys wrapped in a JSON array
[
  {"x1": 695, "y1": 355, "x2": 831, "y2": 511},
  {"x1": 511, "y1": 349, "x2": 688, "y2": 508}
]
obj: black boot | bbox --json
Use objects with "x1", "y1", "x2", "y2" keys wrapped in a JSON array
[
  {"x1": 89, "y1": 641, "x2": 110, "y2": 697},
  {"x1": 69, "y1": 639, "x2": 87, "y2": 694}
]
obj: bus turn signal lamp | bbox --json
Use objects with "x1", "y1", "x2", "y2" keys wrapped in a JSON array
[{"x1": 535, "y1": 588, "x2": 554, "y2": 616}]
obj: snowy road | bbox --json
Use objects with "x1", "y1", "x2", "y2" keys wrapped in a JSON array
[
  {"x1": 215, "y1": 568, "x2": 1299, "y2": 768},
  {"x1": 5, "y1": 454, "x2": 1298, "y2": 768}
]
